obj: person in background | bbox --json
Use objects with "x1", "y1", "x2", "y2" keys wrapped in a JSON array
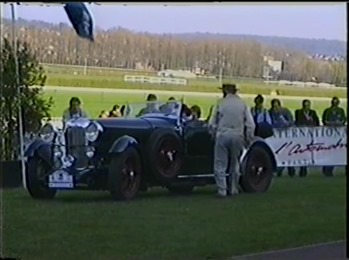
[
  {"x1": 120, "y1": 105, "x2": 126, "y2": 117},
  {"x1": 137, "y1": 94, "x2": 160, "y2": 116},
  {"x1": 190, "y1": 105, "x2": 201, "y2": 120},
  {"x1": 269, "y1": 99, "x2": 294, "y2": 128},
  {"x1": 250, "y1": 94, "x2": 273, "y2": 139},
  {"x1": 209, "y1": 84, "x2": 255, "y2": 198},
  {"x1": 251, "y1": 95, "x2": 272, "y2": 125},
  {"x1": 187, "y1": 105, "x2": 205, "y2": 127},
  {"x1": 62, "y1": 97, "x2": 88, "y2": 127},
  {"x1": 181, "y1": 103, "x2": 193, "y2": 121},
  {"x1": 109, "y1": 105, "x2": 122, "y2": 118},
  {"x1": 269, "y1": 98, "x2": 295, "y2": 177},
  {"x1": 294, "y1": 99, "x2": 320, "y2": 177},
  {"x1": 321, "y1": 96, "x2": 347, "y2": 177},
  {"x1": 160, "y1": 97, "x2": 176, "y2": 114},
  {"x1": 99, "y1": 110, "x2": 109, "y2": 118}
]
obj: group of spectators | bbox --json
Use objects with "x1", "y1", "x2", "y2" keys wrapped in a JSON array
[
  {"x1": 97, "y1": 94, "x2": 204, "y2": 123},
  {"x1": 251, "y1": 95, "x2": 346, "y2": 129},
  {"x1": 98, "y1": 105, "x2": 126, "y2": 119},
  {"x1": 249, "y1": 95, "x2": 346, "y2": 178}
]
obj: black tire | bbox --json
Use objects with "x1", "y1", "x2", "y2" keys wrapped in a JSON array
[
  {"x1": 240, "y1": 146, "x2": 273, "y2": 193},
  {"x1": 108, "y1": 147, "x2": 142, "y2": 201},
  {"x1": 26, "y1": 156, "x2": 57, "y2": 200},
  {"x1": 166, "y1": 184, "x2": 194, "y2": 195},
  {"x1": 147, "y1": 129, "x2": 184, "y2": 184}
]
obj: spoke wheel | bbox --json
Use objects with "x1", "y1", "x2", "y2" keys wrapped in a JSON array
[
  {"x1": 240, "y1": 146, "x2": 273, "y2": 193},
  {"x1": 108, "y1": 147, "x2": 142, "y2": 201},
  {"x1": 147, "y1": 129, "x2": 184, "y2": 184},
  {"x1": 26, "y1": 157, "x2": 57, "y2": 200}
]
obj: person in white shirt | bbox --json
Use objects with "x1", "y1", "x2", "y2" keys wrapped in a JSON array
[{"x1": 209, "y1": 84, "x2": 255, "y2": 198}]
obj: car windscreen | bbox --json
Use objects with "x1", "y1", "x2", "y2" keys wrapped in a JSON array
[{"x1": 123, "y1": 101, "x2": 182, "y2": 119}]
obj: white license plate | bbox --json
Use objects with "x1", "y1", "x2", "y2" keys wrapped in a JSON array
[{"x1": 49, "y1": 171, "x2": 74, "y2": 188}]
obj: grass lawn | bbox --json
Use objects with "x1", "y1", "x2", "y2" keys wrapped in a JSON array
[
  {"x1": 43, "y1": 64, "x2": 347, "y2": 99},
  {"x1": 44, "y1": 88, "x2": 347, "y2": 119},
  {"x1": 2, "y1": 171, "x2": 346, "y2": 260}
]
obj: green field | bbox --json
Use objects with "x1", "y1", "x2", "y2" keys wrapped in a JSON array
[
  {"x1": 2, "y1": 173, "x2": 346, "y2": 260},
  {"x1": 43, "y1": 64, "x2": 347, "y2": 98},
  {"x1": 44, "y1": 88, "x2": 347, "y2": 119},
  {"x1": 3, "y1": 76, "x2": 347, "y2": 259}
]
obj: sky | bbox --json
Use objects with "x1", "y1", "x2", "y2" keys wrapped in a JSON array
[{"x1": 1, "y1": 3, "x2": 347, "y2": 41}]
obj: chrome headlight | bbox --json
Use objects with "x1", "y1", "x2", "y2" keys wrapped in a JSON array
[
  {"x1": 86, "y1": 122, "x2": 102, "y2": 142},
  {"x1": 40, "y1": 123, "x2": 56, "y2": 143}
]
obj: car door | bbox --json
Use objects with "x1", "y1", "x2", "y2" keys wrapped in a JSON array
[{"x1": 183, "y1": 121, "x2": 214, "y2": 174}]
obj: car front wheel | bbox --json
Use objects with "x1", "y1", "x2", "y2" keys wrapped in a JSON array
[
  {"x1": 108, "y1": 147, "x2": 142, "y2": 201},
  {"x1": 26, "y1": 156, "x2": 57, "y2": 200}
]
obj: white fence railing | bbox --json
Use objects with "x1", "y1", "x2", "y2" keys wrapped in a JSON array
[
  {"x1": 264, "y1": 80, "x2": 346, "y2": 89},
  {"x1": 124, "y1": 75, "x2": 188, "y2": 86}
]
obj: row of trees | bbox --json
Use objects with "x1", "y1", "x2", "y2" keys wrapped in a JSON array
[{"x1": 1, "y1": 19, "x2": 347, "y2": 86}]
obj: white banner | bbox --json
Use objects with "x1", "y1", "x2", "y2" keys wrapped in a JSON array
[{"x1": 265, "y1": 126, "x2": 347, "y2": 167}]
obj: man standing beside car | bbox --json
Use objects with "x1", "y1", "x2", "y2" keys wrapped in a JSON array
[{"x1": 209, "y1": 84, "x2": 255, "y2": 198}]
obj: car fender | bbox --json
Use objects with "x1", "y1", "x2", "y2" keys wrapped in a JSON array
[
  {"x1": 25, "y1": 139, "x2": 48, "y2": 157},
  {"x1": 240, "y1": 139, "x2": 277, "y2": 173},
  {"x1": 25, "y1": 139, "x2": 53, "y2": 166},
  {"x1": 109, "y1": 135, "x2": 138, "y2": 154}
]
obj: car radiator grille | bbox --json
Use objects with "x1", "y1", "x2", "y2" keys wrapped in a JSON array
[{"x1": 65, "y1": 127, "x2": 89, "y2": 169}]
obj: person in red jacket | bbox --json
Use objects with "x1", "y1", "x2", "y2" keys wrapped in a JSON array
[{"x1": 294, "y1": 99, "x2": 320, "y2": 177}]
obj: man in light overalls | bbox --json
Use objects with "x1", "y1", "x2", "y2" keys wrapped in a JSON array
[{"x1": 209, "y1": 84, "x2": 255, "y2": 198}]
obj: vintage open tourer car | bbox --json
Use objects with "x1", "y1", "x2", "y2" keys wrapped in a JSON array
[{"x1": 25, "y1": 101, "x2": 277, "y2": 201}]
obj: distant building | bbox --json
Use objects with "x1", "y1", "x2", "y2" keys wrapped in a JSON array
[
  {"x1": 263, "y1": 56, "x2": 284, "y2": 80},
  {"x1": 267, "y1": 60, "x2": 283, "y2": 73}
]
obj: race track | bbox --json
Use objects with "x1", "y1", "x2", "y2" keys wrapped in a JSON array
[{"x1": 39, "y1": 86, "x2": 346, "y2": 101}]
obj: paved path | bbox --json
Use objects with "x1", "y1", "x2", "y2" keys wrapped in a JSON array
[
  {"x1": 230, "y1": 240, "x2": 347, "y2": 260},
  {"x1": 38, "y1": 85, "x2": 346, "y2": 102}
]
